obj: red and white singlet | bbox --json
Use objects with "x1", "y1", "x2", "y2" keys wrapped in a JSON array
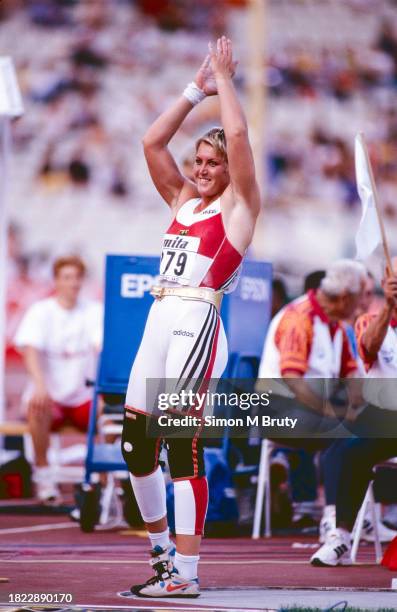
[
  {"x1": 159, "y1": 197, "x2": 243, "y2": 292},
  {"x1": 125, "y1": 197, "x2": 242, "y2": 416}
]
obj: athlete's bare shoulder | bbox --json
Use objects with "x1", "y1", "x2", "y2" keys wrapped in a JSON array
[
  {"x1": 220, "y1": 185, "x2": 259, "y2": 255},
  {"x1": 172, "y1": 179, "x2": 200, "y2": 213}
]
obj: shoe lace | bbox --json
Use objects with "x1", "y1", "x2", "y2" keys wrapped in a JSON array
[
  {"x1": 148, "y1": 547, "x2": 171, "y2": 583},
  {"x1": 144, "y1": 571, "x2": 166, "y2": 587}
]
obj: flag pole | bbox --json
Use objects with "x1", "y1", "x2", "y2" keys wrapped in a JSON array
[
  {"x1": 357, "y1": 132, "x2": 393, "y2": 274},
  {"x1": 0, "y1": 57, "x2": 23, "y2": 429},
  {"x1": 0, "y1": 117, "x2": 10, "y2": 426}
]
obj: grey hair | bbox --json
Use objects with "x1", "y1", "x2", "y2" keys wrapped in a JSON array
[{"x1": 320, "y1": 259, "x2": 367, "y2": 296}]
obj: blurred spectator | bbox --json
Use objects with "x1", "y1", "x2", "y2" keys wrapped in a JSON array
[
  {"x1": 68, "y1": 151, "x2": 91, "y2": 185},
  {"x1": 14, "y1": 256, "x2": 103, "y2": 504},
  {"x1": 71, "y1": 38, "x2": 108, "y2": 70},
  {"x1": 375, "y1": 20, "x2": 397, "y2": 63},
  {"x1": 303, "y1": 270, "x2": 326, "y2": 293},
  {"x1": 271, "y1": 277, "x2": 289, "y2": 318},
  {"x1": 109, "y1": 160, "x2": 129, "y2": 197}
]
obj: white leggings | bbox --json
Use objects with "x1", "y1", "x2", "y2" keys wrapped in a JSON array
[
  {"x1": 123, "y1": 295, "x2": 227, "y2": 535},
  {"x1": 125, "y1": 295, "x2": 228, "y2": 414}
]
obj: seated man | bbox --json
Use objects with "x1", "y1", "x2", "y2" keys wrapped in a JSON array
[
  {"x1": 311, "y1": 257, "x2": 397, "y2": 566},
  {"x1": 257, "y1": 259, "x2": 366, "y2": 525},
  {"x1": 258, "y1": 259, "x2": 366, "y2": 437},
  {"x1": 317, "y1": 268, "x2": 396, "y2": 545},
  {"x1": 15, "y1": 256, "x2": 103, "y2": 503}
]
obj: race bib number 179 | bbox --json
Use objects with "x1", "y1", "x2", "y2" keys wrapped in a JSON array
[{"x1": 159, "y1": 234, "x2": 200, "y2": 284}]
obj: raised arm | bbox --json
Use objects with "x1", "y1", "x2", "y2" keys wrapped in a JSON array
[
  {"x1": 142, "y1": 98, "x2": 195, "y2": 208},
  {"x1": 211, "y1": 37, "x2": 260, "y2": 216},
  {"x1": 360, "y1": 275, "x2": 397, "y2": 358},
  {"x1": 142, "y1": 55, "x2": 219, "y2": 209}
]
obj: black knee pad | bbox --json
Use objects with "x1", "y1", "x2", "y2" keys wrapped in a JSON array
[
  {"x1": 121, "y1": 410, "x2": 161, "y2": 476},
  {"x1": 166, "y1": 435, "x2": 205, "y2": 480}
]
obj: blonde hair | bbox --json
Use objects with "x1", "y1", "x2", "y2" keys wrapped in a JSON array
[{"x1": 195, "y1": 127, "x2": 227, "y2": 162}]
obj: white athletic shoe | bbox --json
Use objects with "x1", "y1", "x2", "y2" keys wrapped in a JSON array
[
  {"x1": 131, "y1": 546, "x2": 200, "y2": 598},
  {"x1": 311, "y1": 528, "x2": 352, "y2": 567},
  {"x1": 34, "y1": 467, "x2": 61, "y2": 504}
]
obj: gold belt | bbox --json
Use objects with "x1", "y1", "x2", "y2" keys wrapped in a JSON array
[{"x1": 150, "y1": 285, "x2": 223, "y2": 311}]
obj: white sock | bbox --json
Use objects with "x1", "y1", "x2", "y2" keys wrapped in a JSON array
[
  {"x1": 173, "y1": 551, "x2": 199, "y2": 580},
  {"x1": 148, "y1": 527, "x2": 171, "y2": 551},
  {"x1": 336, "y1": 527, "x2": 351, "y2": 541},
  {"x1": 34, "y1": 466, "x2": 53, "y2": 482},
  {"x1": 129, "y1": 466, "x2": 166, "y2": 523},
  {"x1": 324, "y1": 504, "x2": 336, "y2": 517}
]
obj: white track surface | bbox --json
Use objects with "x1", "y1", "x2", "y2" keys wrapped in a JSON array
[{"x1": 113, "y1": 586, "x2": 397, "y2": 610}]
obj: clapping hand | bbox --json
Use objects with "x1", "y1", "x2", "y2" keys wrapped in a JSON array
[
  {"x1": 195, "y1": 36, "x2": 237, "y2": 96},
  {"x1": 209, "y1": 36, "x2": 237, "y2": 80}
]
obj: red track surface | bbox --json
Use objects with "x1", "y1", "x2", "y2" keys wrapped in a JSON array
[{"x1": 0, "y1": 514, "x2": 395, "y2": 609}]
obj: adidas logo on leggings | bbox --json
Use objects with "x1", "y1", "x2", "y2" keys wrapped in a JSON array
[{"x1": 173, "y1": 330, "x2": 194, "y2": 337}]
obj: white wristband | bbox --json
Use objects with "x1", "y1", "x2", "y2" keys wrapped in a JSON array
[{"x1": 183, "y1": 81, "x2": 206, "y2": 106}]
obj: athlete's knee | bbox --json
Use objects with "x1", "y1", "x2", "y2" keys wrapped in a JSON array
[{"x1": 121, "y1": 410, "x2": 160, "y2": 476}]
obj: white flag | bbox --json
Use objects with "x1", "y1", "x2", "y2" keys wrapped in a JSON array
[
  {"x1": 354, "y1": 134, "x2": 381, "y2": 260},
  {"x1": 0, "y1": 57, "x2": 23, "y2": 118}
]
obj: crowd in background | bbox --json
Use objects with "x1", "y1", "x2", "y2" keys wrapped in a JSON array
[
  {"x1": 3, "y1": 0, "x2": 397, "y2": 211},
  {"x1": 1, "y1": 1, "x2": 397, "y2": 277},
  {"x1": 3, "y1": 0, "x2": 397, "y2": 400}
]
